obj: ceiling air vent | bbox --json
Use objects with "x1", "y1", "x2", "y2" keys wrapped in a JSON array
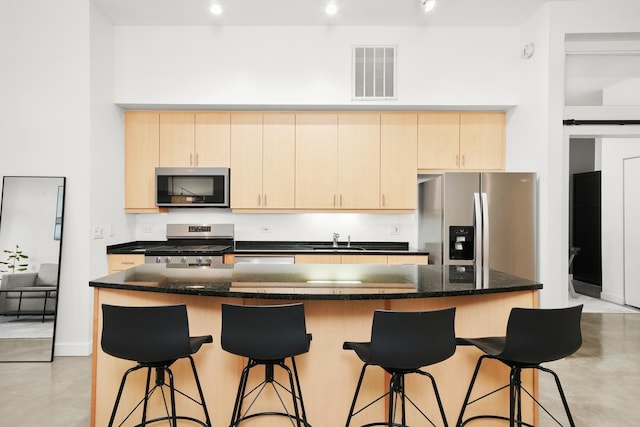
[{"x1": 352, "y1": 46, "x2": 396, "y2": 100}]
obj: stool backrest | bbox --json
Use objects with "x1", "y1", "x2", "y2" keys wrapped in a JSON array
[
  {"x1": 501, "y1": 305, "x2": 583, "y2": 365},
  {"x1": 101, "y1": 304, "x2": 193, "y2": 364},
  {"x1": 369, "y1": 307, "x2": 456, "y2": 370},
  {"x1": 221, "y1": 303, "x2": 310, "y2": 360}
]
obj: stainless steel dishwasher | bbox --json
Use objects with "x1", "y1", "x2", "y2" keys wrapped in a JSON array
[{"x1": 233, "y1": 255, "x2": 295, "y2": 264}]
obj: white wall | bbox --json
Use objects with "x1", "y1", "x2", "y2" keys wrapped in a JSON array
[
  {"x1": 0, "y1": 0, "x2": 93, "y2": 355},
  {"x1": 114, "y1": 26, "x2": 521, "y2": 107}
]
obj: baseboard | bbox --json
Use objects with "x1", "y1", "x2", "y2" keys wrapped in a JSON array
[
  {"x1": 600, "y1": 291, "x2": 625, "y2": 306},
  {"x1": 54, "y1": 340, "x2": 92, "y2": 357},
  {"x1": 573, "y1": 280, "x2": 601, "y2": 299}
]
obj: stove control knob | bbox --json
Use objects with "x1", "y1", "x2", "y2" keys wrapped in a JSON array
[
  {"x1": 164, "y1": 257, "x2": 171, "y2": 264},
  {"x1": 155, "y1": 256, "x2": 162, "y2": 264},
  {"x1": 205, "y1": 257, "x2": 213, "y2": 265},
  {"x1": 181, "y1": 257, "x2": 188, "y2": 264},
  {"x1": 196, "y1": 257, "x2": 203, "y2": 264}
]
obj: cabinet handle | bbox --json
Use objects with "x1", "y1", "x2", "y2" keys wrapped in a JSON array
[
  {"x1": 333, "y1": 194, "x2": 336, "y2": 207},
  {"x1": 195, "y1": 152, "x2": 199, "y2": 166},
  {"x1": 340, "y1": 194, "x2": 343, "y2": 207},
  {"x1": 121, "y1": 261, "x2": 135, "y2": 265},
  {"x1": 263, "y1": 194, "x2": 267, "y2": 207},
  {"x1": 190, "y1": 153, "x2": 193, "y2": 166},
  {"x1": 382, "y1": 194, "x2": 386, "y2": 207},
  {"x1": 462, "y1": 154, "x2": 465, "y2": 167},
  {"x1": 456, "y1": 154, "x2": 459, "y2": 167},
  {"x1": 258, "y1": 194, "x2": 261, "y2": 206}
]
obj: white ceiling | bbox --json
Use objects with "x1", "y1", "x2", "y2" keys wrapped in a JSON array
[{"x1": 91, "y1": 0, "x2": 572, "y2": 27}]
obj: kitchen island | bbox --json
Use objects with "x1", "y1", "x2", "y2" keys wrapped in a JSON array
[{"x1": 90, "y1": 264, "x2": 541, "y2": 427}]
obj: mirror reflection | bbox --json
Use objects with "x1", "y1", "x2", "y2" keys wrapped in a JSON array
[{"x1": 0, "y1": 176, "x2": 65, "y2": 362}]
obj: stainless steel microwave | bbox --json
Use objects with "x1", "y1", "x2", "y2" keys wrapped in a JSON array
[{"x1": 155, "y1": 167, "x2": 230, "y2": 207}]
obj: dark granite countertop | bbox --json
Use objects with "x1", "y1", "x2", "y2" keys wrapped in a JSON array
[
  {"x1": 90, "y1": 264, "x2": 541, "y2": 301},
  {"x1": 107, "y1": 240, "x2": 428, "y2": 256}
]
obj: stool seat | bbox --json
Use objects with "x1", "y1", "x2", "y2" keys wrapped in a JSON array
[
  {"x1": 221, "y1": 303, "x2": 312, "y2": 427},
  {"x1": 344, "y1": 307, "x2": 457, "y2": 427},
  {"x1": 101, "y1": 304, "x2": 212, "y2": 427},
  {"x1": 456, "y1": 305, "x2": 583, "y2": 427}
]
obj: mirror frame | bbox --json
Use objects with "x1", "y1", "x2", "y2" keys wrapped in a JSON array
[{"x1": 0, "y1": 176, "x2": 65, "y2": 362}]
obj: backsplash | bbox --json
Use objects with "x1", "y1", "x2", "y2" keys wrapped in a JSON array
[{"x1": 133, "y1": 210, "x2": 418, "y2": 247}]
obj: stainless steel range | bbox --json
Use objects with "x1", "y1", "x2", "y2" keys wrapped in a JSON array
[{"x1": 144, "y1": 224, "x2": 233, "y2": 267}]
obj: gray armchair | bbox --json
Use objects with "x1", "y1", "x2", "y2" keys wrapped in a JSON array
[{"x1": 0, "y1": 263, "x2": 58, "y2": 319}]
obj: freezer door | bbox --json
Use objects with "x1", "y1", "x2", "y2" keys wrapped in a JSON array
[{"x1": 481, "y1": 172, "x2": 536, "y2": 280}]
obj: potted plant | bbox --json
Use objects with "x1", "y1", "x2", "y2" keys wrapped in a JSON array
[{"x1": 0, "y1": 244, "x2": 29, "y2": 273}]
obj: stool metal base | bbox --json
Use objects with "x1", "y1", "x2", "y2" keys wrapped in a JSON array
[
  {"x1": 229, "y1": 357, "x2": 310, "y2": 427},
  {"x1": 108, "y1": 356, "x2": 212, "y2": 427},
  {"x1": 457, "y1": 355, "x2": 576, "y2": 427},
  {"x1": 346, "y1": 364, "x2": 448, "y2": 427}
]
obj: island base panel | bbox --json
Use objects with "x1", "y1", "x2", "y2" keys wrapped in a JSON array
[{"x1": 92, "y1": 288, "x2": 538, "y2": 426}]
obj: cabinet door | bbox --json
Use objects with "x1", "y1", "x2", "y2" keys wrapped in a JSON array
[
  {"x1": 417, "y1": 113, "x2": 460, "y2": 170},
  {"x1": 124, "y1": 111, "x2": 160, "y2": 211},
  {"x1": 107, "y1": 254, "x2": 145, "y2": 273},
  {"x1": 338, "y1": 113, "x2": 380, "y2": 209},
  {"x1": 230, "y1": 113, "x2": 263, "y2": 208},
  {"x1": 459, "y1": 112, "x2": 505, "y2": 170},
  {"x1": 195, "y1": 112, "x2": 230, "y2": 167},
  {"x1": 381, "y1": 113, "x2": 417, "y2": 209},
  {"x1": 387, "y1": 255, "x2": 429, "y2": 265},
  {"x1": 263, "y1": 113, "x2": 295, "y2": 209},
  {"x1": 159, "y1": 112, "x2": 195, "y2": 167},
  {"x1": 341, "y1": 255, "x2": 388, "y2": 264},
  {"x1": 295, "y1": 113, "x2": 338, "y2": 209},
  {"x1": 295, "y1": 254, "x2": 342, "y2": 264}
]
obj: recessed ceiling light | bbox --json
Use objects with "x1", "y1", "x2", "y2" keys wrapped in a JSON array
[
  {"x1": 325, "y1": 2, "x2": 338, "y2": 16},
  {"x1": 210, "y1": 3, "x2": 222, "y2": 15},
  {"x1": 422, "y1": 0, "x2": 436, "y2": 13}
]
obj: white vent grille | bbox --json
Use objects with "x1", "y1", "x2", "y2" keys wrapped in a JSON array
[{"x1": 352, "y1": 46, "x2": 396, "y2": 100}]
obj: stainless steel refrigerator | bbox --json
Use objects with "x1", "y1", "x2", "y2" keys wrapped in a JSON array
[{"x1": 418, "y1": 172, "x2": 536, "y2": 281}]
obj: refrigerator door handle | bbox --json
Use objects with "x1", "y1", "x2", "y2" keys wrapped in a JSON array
[
  {"x1": 481, "y1": 192, "x2": 490, "y2": 284},
  {"x1": 473, "y1": 192, "x2": 483, "y2": 268}
]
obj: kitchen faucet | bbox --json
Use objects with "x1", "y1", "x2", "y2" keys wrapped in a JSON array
[{"x1": 332, "y1": 232, "x2": 340, "y2": 247}]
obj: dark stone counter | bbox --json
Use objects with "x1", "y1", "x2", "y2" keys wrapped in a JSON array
[
  {"x1": 90, "y1": 263, "x2": 541, "y2": 301},
  {"x1": 106, "y1": 240, "x2": 428, "y2": 256}
]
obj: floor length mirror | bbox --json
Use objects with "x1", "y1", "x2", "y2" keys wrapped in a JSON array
[{"x1": 0, "y1": 176, "x2": 65, "y2": 362}]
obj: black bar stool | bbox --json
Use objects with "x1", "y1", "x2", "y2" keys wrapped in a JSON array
[
  {"x1": 456, "y1": 305, "x2": 583, "y2": 427},
  {"x1": 101, "y1": 304, "x2": 213, "y2": 427},
  {"x1": 221, "y1": 303, "x2": 312, "y2": 427},
  {"x1": 343, "y1": 307, "x2": 457, "y2": 427}
]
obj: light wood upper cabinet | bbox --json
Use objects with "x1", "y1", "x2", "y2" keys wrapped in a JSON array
[
  {"x1": 295, "y1": 113, "x2": 339, "y2": 209},
  {"x1": 417, "y1": 112, "x2": 460, "y2": 170},
  {"x1": 418, "y1": 112, "x2": 505, "y2": 171},
  {"x1": 337, "y1": 113, "x2": 381, "y2": 209},
  {"x1": 230, "y1": 113, "x2": 263, "y2": 209},
  {"x1": 459, "y1": 112, "x2": 505, "y2": 170},
  {"x1": 231, "y1": 113, "x2": 295, "y2": 209},
  {"x1": 124, "y1": 111, "x2": 161, "y2": 212},
  {"x1": 262, "y1": 113, "x2": 295, "y2": 208},
  {"x1": 159, "y1": 112, "x2": 195, "y2": 167},
  {"x1": 195, "y1": 113, "x2": 231, "y2": 167},
  {"x1": 159, "y1": 112, "x2": 230, "y2": 167},
  {"x1": 381, "y1": 113, "x2": 418, "y2": 209}
]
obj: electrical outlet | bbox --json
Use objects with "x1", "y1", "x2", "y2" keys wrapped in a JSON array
[
  {"x1": 261, "y1": 226, "x2": 271, "y2": 233},
  {"x1": 92, "y1": 225, "x2": 104, "y2": 239},
  {"x1": 389, "y1": 224, "x2": 400, "y2": 235},
  {"x1": 142, "y1": 225, "x2": 153, "y2": 234}
]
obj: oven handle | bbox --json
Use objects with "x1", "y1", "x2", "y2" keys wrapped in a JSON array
[{"x1": 233, "y1": 256, "x2": 295, "y2": 265}]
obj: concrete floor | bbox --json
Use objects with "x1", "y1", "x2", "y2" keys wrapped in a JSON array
[{"x1": 0, "y1": 296, "x2": 637, "y2": 426}]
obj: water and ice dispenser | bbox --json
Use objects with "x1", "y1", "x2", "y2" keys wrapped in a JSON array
[{"x1": 449, "y1": 226, "x2": 474, "y2": 261}]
